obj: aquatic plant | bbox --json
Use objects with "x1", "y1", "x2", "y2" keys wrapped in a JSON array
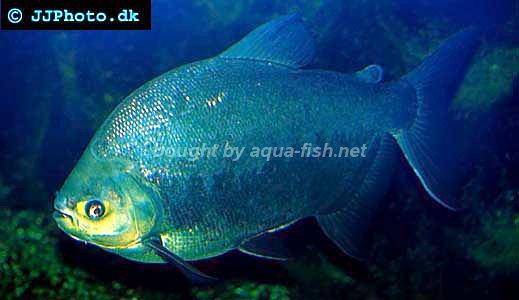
[
  {"x1": 2, "y1": 181, "x2": 519, "y2": 299},
  {"x1": 0, "y1": 209, "x2": 294, "y2": 299},
  {"x1": 193, "y1": 282, "x2": 290, "y2": 300},
  {"x1": 455, "y1": 47, "x2": 519, "y2": 110},
  {"x1": 0, "y1": 210, "x2": 172, "y2": 299},
  {"x1": 469, "y1": 190, "x2": 519, "y2": 273}
]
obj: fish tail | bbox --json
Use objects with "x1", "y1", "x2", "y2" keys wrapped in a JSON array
[{"x1": 392, "y1": 28, "x2": 482, "y2": 209}]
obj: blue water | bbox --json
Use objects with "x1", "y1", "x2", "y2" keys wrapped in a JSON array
[{"x1": 0, "y1": 0, "x2": 517, "y2": 299}]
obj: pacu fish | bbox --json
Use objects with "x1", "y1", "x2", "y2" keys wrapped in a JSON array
[{"x1": 53, "y1": 14, "x2": 480, "y2": 282}]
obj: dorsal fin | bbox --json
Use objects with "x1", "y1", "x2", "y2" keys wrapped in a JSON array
[{"x1": 219, "y1": 14, "x2": 315, "y2": 68}]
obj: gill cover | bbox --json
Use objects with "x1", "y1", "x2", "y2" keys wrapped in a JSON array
[{"x1": 54, "y1": 148, "x2": 161, "y2": 250}]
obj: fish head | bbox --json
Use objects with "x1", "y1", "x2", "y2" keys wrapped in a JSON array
[{"x1": 53, "y1": 150, "x2": 162, "y2": 250}]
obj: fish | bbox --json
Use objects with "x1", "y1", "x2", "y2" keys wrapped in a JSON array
[{"x1": 53, "y1": 14, "x2": 481, "y2": 283}]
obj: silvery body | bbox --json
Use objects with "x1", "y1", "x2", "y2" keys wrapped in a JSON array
[{"x1": 53, "y1": 14, "x2": 480, "y2": 278}]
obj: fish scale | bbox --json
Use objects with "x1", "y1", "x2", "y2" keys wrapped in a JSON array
[
  {"x1": 53, "y1": 14, "x2": 480, "y2": 281},
  {"x1": 89, "y1": 56, "x2": 399, "y2": 259}
]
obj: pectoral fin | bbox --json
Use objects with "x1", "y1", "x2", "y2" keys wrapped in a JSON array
[{"x1": 144, "y1": 237, "x2": 218, "y2": 284}]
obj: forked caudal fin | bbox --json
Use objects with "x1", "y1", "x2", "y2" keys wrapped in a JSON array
[
  {"x1": 393, "y1": 28, "x2": 482, "y2": 210},
  {"x1": 317, "y1": 30, "x2": 481, "y2": 260}
]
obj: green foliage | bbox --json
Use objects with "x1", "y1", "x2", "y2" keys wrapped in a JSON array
[
  {"x1": 0, "y1": 210, "x2": 171, "y2": 300},
  {"x1": 0, "y1": 210, "x2": 293, "y2": 300},
  {"x1": 286, "y1": 252, "x2": 354, "y2": 287},
  {"x1": 470, "y1": 191, "x2": 519, "y2": 273},
  {"x1": 1, "y1": 185, "x2": 519, "y2": 299},
  {"x1": 455, "y1": 47, "x2": 519, "y2": 110},
  {"x1": 193, "y1": 282, "x2": 290, "y2": 300}
]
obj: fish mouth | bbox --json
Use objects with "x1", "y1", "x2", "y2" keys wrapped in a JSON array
[
  {"x1": 52, "y1": 208, "x2": 76, "y2": 230},
  {"x1": 53, "y1": 209, "x2": 85, "y2": 242},
  {"x1": 53, "y1": 209, "x2": 73, "y2": 223},
  {"x1": 52, "y1": 202, "x2": 74, "y2": 223},
  {"x1": 52, "y1": 204, "x2": 78, "y2": 231}
]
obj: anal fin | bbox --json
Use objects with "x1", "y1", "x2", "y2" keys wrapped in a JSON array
[
  {"x1": 317, "y1": 135, "x2": 397, "y2": 259},
  {"x1": 239, "y1": 231, "x2": 292, "y2": 261}
]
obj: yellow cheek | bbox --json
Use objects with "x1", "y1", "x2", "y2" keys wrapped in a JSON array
[
  {"x1": 87, "y1": 214, "x2": 121, "y2": 234},
  {"x1": 75, "y1": 200, "x2": 139, "y2": 247},
  {"x1": 86, "y1": 213, "x2": 139, "y2": 248}
]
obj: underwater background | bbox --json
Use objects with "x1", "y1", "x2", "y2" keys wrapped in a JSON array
[{"x1": 0, "y1": 0, "x2": 518, "y2": 299}]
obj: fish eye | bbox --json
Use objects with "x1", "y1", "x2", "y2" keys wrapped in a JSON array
[{"x1": 85, "y1": 199, "x2": 105, "y2": 220}]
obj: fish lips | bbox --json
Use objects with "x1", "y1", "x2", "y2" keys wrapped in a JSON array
[
  {"x1": 53, "y1": 205, "x2": 84, "y2": 241},
  {"x1": 52, "y1": 209, "x2": 73, "y2": 225},
  {"x1": 53, "y1": 201, "x2": 74, "y2": 223}
]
